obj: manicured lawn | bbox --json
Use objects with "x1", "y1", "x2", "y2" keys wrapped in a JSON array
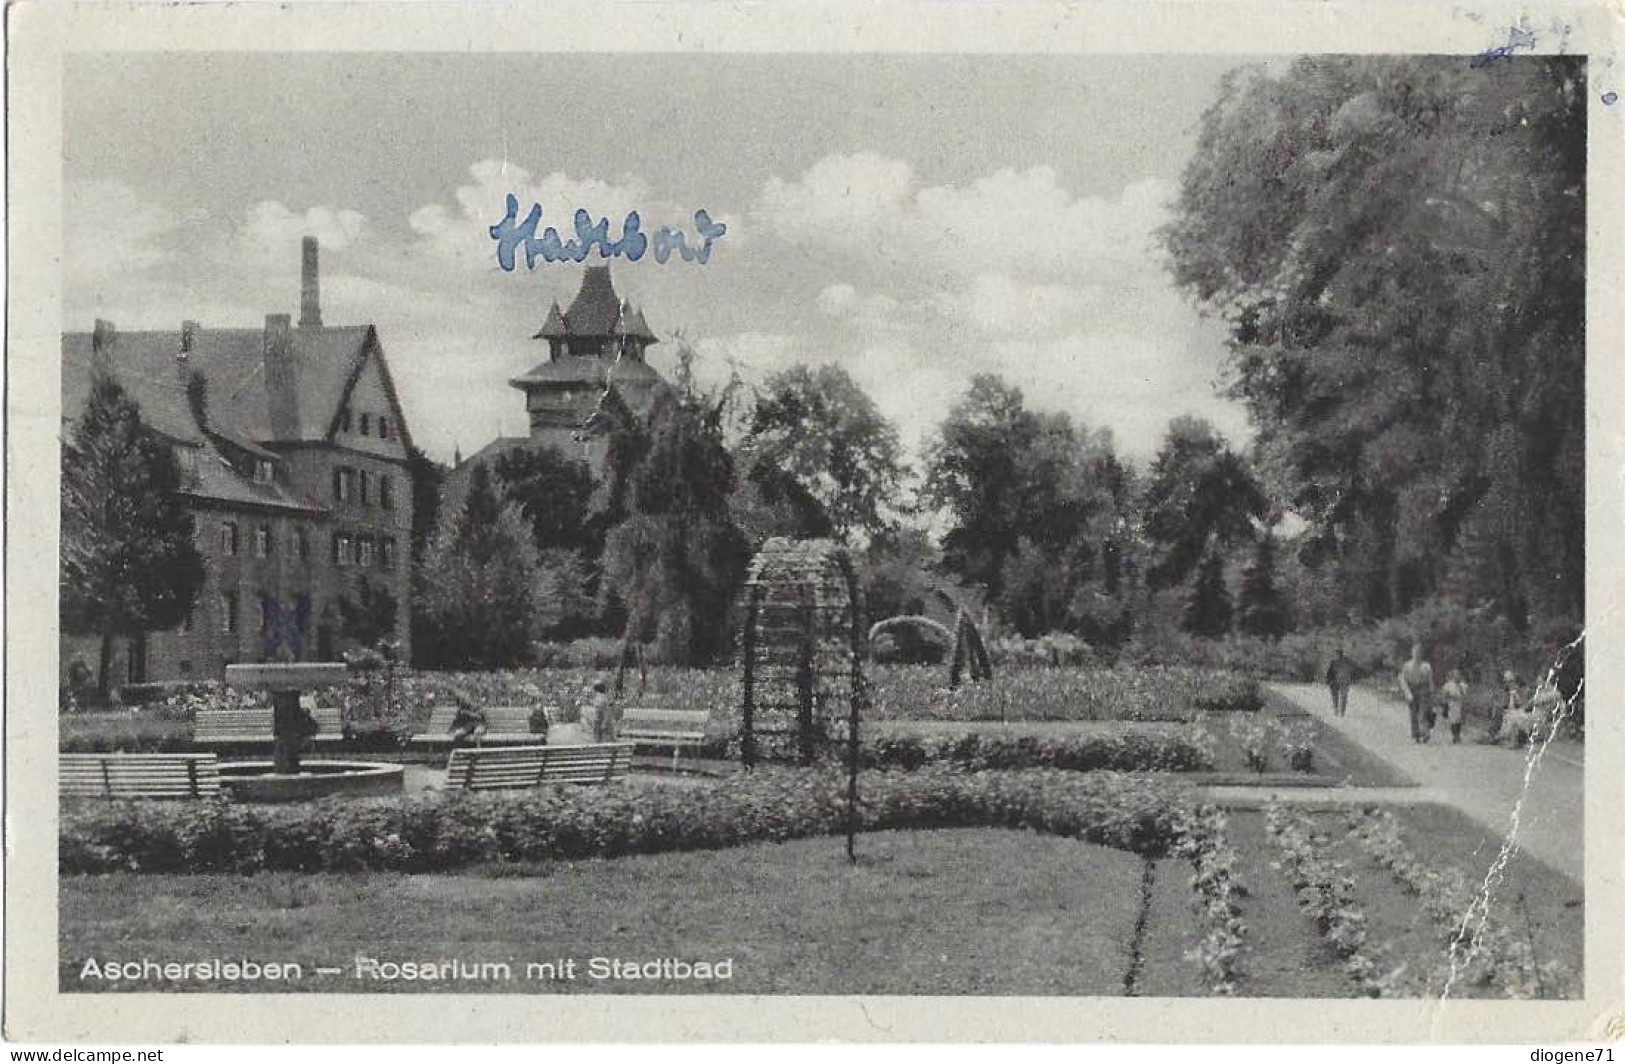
[{"x1": 62, "y1": 829, "x2": 1156, "y2": 995}]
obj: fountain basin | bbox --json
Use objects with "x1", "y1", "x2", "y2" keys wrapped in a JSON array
[{"x1": 219, "y1": 760, "x2": 404, "y2": 803}]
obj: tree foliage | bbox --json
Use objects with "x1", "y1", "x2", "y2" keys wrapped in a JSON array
[
  {"x1": 1237, "y1": 534, "x2": 1291, "y2": 638},
  {"x1": 1141, "y1": 416, "x2": 1267, "y2": 590},
  {"x1": 414, "y1": 463, "x2": 552, "y2": 669},
  {"x1": 596, "y1": 378, "x2": 749, "y2": 666},
  {"x1": 60, "y1": 371, "x2": 205, "y2": 693},
  {"x1": 746, "y1": 364, "x2": 908, "y2": 544},
  {"x1": 1182, "y1": 549, "x2": 1233, "y2": 638},
  {"x1": 1162, "y1": 55, "x2": 1584, "y2": 628}
]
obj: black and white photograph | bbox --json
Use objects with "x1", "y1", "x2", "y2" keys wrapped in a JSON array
[{"x1": 6, "y1": 0, "x2": 1620, "y2": 1047}]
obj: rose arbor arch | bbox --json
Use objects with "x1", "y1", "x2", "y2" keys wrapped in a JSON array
[{"x1": 739, "y1": 537, "x2": 867, "y2": 770}]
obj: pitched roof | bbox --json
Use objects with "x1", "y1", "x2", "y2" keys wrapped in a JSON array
[
  {"x1": 61, "y1": 323, "x2": 375, "y2": 444},
  {"x1": 509, "y1": 354, "x2": 663, "y2": 390}
]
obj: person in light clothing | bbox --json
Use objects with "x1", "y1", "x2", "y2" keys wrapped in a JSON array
[
  {"x1": 1439, "y1": 668, "x2": 1469, "y2": 745},
  {"x1": 1397, "y1": 641, "x2": 1436, "y2": 743}
]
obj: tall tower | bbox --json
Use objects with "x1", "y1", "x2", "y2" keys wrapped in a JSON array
[{"x1": 507, "y1": 266, "x2": 664, "y2": 463}]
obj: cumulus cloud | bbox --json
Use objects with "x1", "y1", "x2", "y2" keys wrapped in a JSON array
[{"x1": 240, "y1": 202, "x2": 366, "y2": 254}]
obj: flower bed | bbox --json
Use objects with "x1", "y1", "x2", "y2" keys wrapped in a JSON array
[
  {"x1": 1345, "y1": 806, "x2": 1576, "y2": 998},
  {"x1": 1263, "y1": 803, "x2": 1388, "y2": 996},
  {"x1": 61, "y1": 767, "x2": 1194, "y2": 875},
  {"x1": 1168, "y1": 804, "x2": 1249, "y2": 994},
  {"x1": 866, "y1": 665, "x2": 1260, "y2": 722},
  {"x1": 861, "y1": 729, "x2": 1210, "y2": 773}
]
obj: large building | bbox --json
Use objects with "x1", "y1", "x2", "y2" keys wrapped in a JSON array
[
  {"x1": 60, "y1": 238, "x2": 415, "y2": 684},
  {"x1": 446, "y1": 265, "x2": 669, "y2": 504}
]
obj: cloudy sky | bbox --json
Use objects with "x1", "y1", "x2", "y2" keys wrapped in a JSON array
[{"x1": 65, "y1": 52, "x2": 1270, "y2": 465}]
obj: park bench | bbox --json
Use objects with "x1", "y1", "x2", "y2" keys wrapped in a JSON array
[
  {"x1": 193, "y1": 704, "x2": 345, "y2": 747},
  {"x1": 409, "y1": 705, "x2": 554, "y2": 749},
  {"x1": 61, "y1": 753, "x2": 221, "y2": 800},
  {"x1": 617, "y1": 708, "x2": 712, "y2": 768},
  {"x1": 443, "y1": 742, "x2": 635, "y2": 791}
]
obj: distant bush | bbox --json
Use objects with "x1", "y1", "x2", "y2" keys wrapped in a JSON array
[
  {"x1": 528, "y1": 638, "x2": 628, "y2": 670},
  {"x1": 60, "y1": 767, "x2": 1195, "y2": 874},
  {"x1": 988, "y1": 633, "x2": 1102, "y2": 668}
]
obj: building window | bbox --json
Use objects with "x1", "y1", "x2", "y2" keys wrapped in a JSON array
[
  {"x1": 333, "y1": 468, "x2": 355, "y2": 503},
  {"x1": 360, "y1": 470, "x2": 371, "y2": 506},
  {"x1": 220, "y1": 522, "x2": 239, "y2": 556},
  {"x1": 221, "y1": 591, "x2": 239, "y2": 635},
  {"x1": 259, "y1": 593, "x2": 275, "y2": 635},
  {"x1": 340, "y1": 408, "x2": 352, "y2": 433},
  {"x1": 181, "y1": 606, "x2": 195, "y2": 633},
  {"x1": 358, "y1": 536, "x2": 374, "y2": 567},
  {"x1": 381, "y1": 537, "x2": 396, "y2": 571},
  {"x1": 294, "y1": 594, "x2": 310, "y2": 634},
  {"x1": 255, "y1": 525, "x2": 273, "y2": 558},
  {"x1": 360, "y1": 414, "x2": 371, "y2": 436},
  {"x1": 294, "y1": 526, "x2": 310, "y2": 560},
  {"x1": 378, "y1": 417, "x2": 390, "y2": 440},
  {"x1": 380, "y1": 475, "x2": 394, "y2": 511},
  {"x1": 333, "y1": 534, "x2": 353, "y2": 568},
  {"x1": 255, "y1": 460, "x2": 274, "y2": 484}
]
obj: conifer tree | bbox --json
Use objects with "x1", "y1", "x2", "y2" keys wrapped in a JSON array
[{"x1": 60, "y1": 370, "x2": 205, "y2": 695}]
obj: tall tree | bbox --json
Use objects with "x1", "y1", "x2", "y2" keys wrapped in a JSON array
[
  {"x1": 1141, "y1": 416, "x2": 1266, "y2": 590},
  {"x1": 596, "y1": 380, "x2": 749, "y2": 667},
  {"x1": 746, "y1": 364, "x2": 908, "y2": 544},
  {"x1": 923, "y1": 375, "x2": 1041, "y2": 596},
  {"x1": 61, "y1": 371, "x2": 206, "y2": 695},
  {"x1": 1163, "y1": 55, "x2": 1584, "y2": 626},
  {"x1": 1183, "y1": 548, "x2": 1233, "y2": 638},
  {"x1": 1237, "y1": 533, "x2": 1291, "y2": 638},
  {"x1": 414, "y1": 463, "x2": 551, "y2": 669}
]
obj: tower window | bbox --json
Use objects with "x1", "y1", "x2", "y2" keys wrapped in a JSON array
[
  {"x1": 360, "y1": 414, "x2": 371, "y2": 436},
  {"x1": 221, "y1": 522, "x2": 239, "y2": 556}
]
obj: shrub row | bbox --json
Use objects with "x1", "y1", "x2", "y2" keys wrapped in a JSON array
[
  {"x1": 860, "y1": 729, "x2": 1210, "y2": 773},
  {"x1": 60, "y1": 768, "x2": 1193, "y2": 875}
]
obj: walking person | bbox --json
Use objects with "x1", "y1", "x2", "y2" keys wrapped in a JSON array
[
  {"x1": 1397, "y1": 641, "x2": 1435, "y2": 743},
  {"x1": 1325, "y1": 644, "x2": 1358, "y2": 717},
  {"x1": 1439, "y1": 667, "x2": 1469, "y2": 745}
]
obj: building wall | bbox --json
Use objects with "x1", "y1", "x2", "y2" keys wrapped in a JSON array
[
  {"x1": 278, "y1": 443, "x2": 414, "y2": 663},
  {"x1": 60, "y1": 440, "x2": 416, "y2": 687}
]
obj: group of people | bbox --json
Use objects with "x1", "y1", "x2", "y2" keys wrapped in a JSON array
[
  {"x1": 1325, "y1": 642, "x2": 1564, "y2": 748},
  {"x1": 446, "y1": 677, "x2": 619, "y2": 746}
]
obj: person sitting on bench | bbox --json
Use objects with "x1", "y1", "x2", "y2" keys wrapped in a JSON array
[{"x1": 447, "y1": 696, "x2": 488, "y2": 747}]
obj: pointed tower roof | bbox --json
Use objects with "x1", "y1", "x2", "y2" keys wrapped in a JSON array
[
  {"x1": 561, "y1": 266, "x2": 622, "y2": 336},
  {"x1": 533, "y1": 301, "x2": 568, "y2": 340},
  {"x1": 616, "y1": 300, "x2": 659, "y2": 343}
]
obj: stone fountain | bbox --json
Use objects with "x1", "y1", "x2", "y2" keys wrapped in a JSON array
[{"x1": 219, "y1": 662, "x2": 404, "y2": 802}]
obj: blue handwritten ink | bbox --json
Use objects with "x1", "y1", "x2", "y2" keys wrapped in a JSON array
[
  {"x1": 261, "y1": 597, "x2": 308, "y2": 661},
  {"x1": 489, "y1": 194, "x2": 726, "y2": 270},
  {"x1": 1471, "y1": 26, "x2": 1537, "y2": 68}
]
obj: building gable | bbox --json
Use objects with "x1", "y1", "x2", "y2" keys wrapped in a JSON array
[{"x1": 327, "y1": 329, "x2": 413, "y2": 458}]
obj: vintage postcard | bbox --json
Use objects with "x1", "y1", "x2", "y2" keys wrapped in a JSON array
[{"x1": 6, "y1": 0, "x2": 1623, "y2": 1046}]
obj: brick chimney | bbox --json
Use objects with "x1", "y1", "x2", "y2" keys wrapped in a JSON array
[
  {"x1": 299, "y1": 236, "x2": 322, "y2": 328},
  {"x1": 264, "y1": 313, "x2": 300, "y2": 438},
  {"x1": 91, "y1": 319, "x2": 116, "y2": 368}
]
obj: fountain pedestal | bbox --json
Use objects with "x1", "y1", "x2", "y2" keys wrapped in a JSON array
[{"x1": 219, "y1": 663, "x2": 403, "y2": 802}]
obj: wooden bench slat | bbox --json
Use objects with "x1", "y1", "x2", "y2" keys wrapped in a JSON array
[
  {"x1": 60, "y1": 753, "x2": 221, "y2": 799},
  {"x1": 444, "y1": 743, "x2": 633, "y2": 791}
]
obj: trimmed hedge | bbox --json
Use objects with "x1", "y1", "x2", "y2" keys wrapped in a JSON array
[
  {"x1": 861, "y1": 730, "x2": 1210, "y2": 773},
  {"x1": 60, "y1": 768, "x2": 1193, "y2": 874}
]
